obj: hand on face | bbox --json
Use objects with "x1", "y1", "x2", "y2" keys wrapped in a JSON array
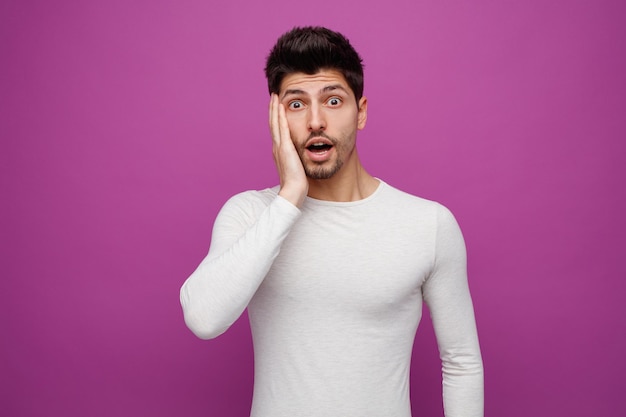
[{"x1": 269, "y1": 93, "x2": 308, "y2": 208}]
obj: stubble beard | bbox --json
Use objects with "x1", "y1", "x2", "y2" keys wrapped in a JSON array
[
  {"x1": 297, "y1": 131, "x2": 346, "y2": 180},
  {"x1": 303, "y1": 159, "x2": 344, "y2": 180}
]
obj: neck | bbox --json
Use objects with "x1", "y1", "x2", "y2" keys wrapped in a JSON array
[{"x1": 306, "y1": 152, "x2": 379, "y2": 202}]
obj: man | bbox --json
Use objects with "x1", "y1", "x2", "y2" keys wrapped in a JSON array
[{"x1": 180, "y1": 26, "x2": 483, "y2": 417}]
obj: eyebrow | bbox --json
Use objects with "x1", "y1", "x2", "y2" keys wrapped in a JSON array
[
  {"x1": 281, "y1": 84, "x2": 349, "y2": 99},
  {"x1": 320, "y1": 84, "x2": 348, "y2": 94}
]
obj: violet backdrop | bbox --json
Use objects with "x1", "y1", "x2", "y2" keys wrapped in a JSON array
[{"x1": 2, "y1": 0, "x2": 625, "y2": 416}]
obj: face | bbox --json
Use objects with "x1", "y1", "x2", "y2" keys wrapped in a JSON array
[{"x1": 279, "y1": 70, "x2": 367, "y2": 180}]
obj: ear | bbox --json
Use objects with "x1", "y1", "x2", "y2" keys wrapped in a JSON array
[{"x1": 357, "y1": 96, "x2": 368, "y2": 130}]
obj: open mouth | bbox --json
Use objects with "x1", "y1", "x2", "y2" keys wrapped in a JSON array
[{"x1": 306, "y1": 142, "x2": 333, "y2": 153}]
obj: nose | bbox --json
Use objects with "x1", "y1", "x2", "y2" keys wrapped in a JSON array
[{"x1": 307, "y1": 104, "x2": 326, "y2": 131}]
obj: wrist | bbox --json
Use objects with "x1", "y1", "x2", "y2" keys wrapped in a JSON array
[{"x1": 278, "y1": 183, "x2": 308, "y2": 208}]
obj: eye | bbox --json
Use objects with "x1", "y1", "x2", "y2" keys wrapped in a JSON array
[
  {"x1": 327, "y1": 97, "x2": 342, "y2": 107},
  {"x1": 288, "y1": 100, "x2": 304, "y2": 110}
]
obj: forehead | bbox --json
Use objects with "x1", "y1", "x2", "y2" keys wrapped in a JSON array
[{"x1": 279, "y1": 70, "x2": 352, "y2": 97}]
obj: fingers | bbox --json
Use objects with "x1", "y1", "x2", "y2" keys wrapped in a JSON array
[
  {"x1": 278, "y1": 98, "x2": 290, "y2": 147},
  {"x1": 268, "y1": 94, "x2": 308, "y2": 207},
  {"x1": 269, "y1": 94, "x2": 281, "y2": 147},
  {"x1": 270, "y1": 93, "x2": 293, "y2": 150},
  {"x1": 268, "y1": 93, "x2": 273, "y2": 126}
]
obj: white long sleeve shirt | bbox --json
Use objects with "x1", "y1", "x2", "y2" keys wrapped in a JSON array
[{"x1": 180, "y1": 181, "x2": 483, "y2": 417}]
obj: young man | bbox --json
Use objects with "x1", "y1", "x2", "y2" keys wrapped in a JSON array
[{"x1": 180, "y1": 27, "x2": 483, "y2": 417}]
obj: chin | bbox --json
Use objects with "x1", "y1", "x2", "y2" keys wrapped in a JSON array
[{"x1": 304, "y1": 162, "x2": 343, "y2": 180}]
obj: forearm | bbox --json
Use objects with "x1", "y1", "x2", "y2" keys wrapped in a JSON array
[
  {"x1": 434, "y1": 282, "x2": 483, "y2": 417},
  {"x1": 433, "y1": 295, "x2": 484, "y2": 417},
  {"x1": 442, "y1": 355, "x2": 484, "y2": 417},
  {"x1": 180, "y1": 194, "x2": 300, "y2": 339}
]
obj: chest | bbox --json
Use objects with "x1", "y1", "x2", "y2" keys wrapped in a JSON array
[{"x1": 258, "y1": 207, "x2": 435, "y2": 315}]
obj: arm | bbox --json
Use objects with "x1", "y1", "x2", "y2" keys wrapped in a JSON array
[
  {"x1": 180, "y1": 94, "x2": 308, "y2": 339},
  {"x1": 422, "y1": 205, "x2": 484, "y2": 417},
  {"x1": 180, "y1": 193, "x2": 300, "y2": 339}
]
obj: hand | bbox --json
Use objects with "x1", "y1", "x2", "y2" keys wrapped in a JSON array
[{"x1": 269, "y1": 94, "x2": 308, "y2": 208}]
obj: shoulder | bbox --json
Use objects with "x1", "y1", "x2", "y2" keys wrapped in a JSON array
[
  {"x1": 379, "y1": 181, "x2": 451, "y2": 216},
  {"x1": 217, "y1": 186, "x2": 281, "y2": 223},
  {"x1": 224, "y1": 186, "x2": 279, "y2": 208},
  {"x1": 380, "y1": 183, "x2": 466, "y2": 260},
  {"x1": 377, "y1": 181, "x2": 462, "y2": 234}
]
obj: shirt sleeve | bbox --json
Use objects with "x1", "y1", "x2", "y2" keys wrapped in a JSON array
[
  {"x1": 422, "y1": 204, "x2": 484, "y2": 417},
  {"x1": 180, "y1": 191, "x2": 301, "y2": 339}
]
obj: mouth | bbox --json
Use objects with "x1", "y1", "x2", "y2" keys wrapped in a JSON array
[
  {"x1": 305, "y1": 137, "x2": 334, "y2": 155},
  {"x1": 306, "y1": 142, "x2": 333, "y2": 154}
]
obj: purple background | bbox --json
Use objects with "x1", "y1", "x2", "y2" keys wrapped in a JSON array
[{"x1": 2, "y1": 0, "x2": 625, "y2": 416}]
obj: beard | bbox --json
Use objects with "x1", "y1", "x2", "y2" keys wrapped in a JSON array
[
  {"x1": 303, "y1": 159, "x2": 345, "y2": 179},
  {"x1": 296, "y1": 131, "x2": 347, "y2": 180}
]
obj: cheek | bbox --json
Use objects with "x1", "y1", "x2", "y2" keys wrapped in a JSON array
[
  {"x1": 334, "y1": 114, "x2": 359, "y2": 136},
  {"x1": 285, "y1": 114, "x2": 307, "y2": 138},
  {"x1": 285, "y1": 112, "x2": 301, "y2": 128},
  {"x1": 333, "y1": 109, "x2": 358, "y2": 126}
]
